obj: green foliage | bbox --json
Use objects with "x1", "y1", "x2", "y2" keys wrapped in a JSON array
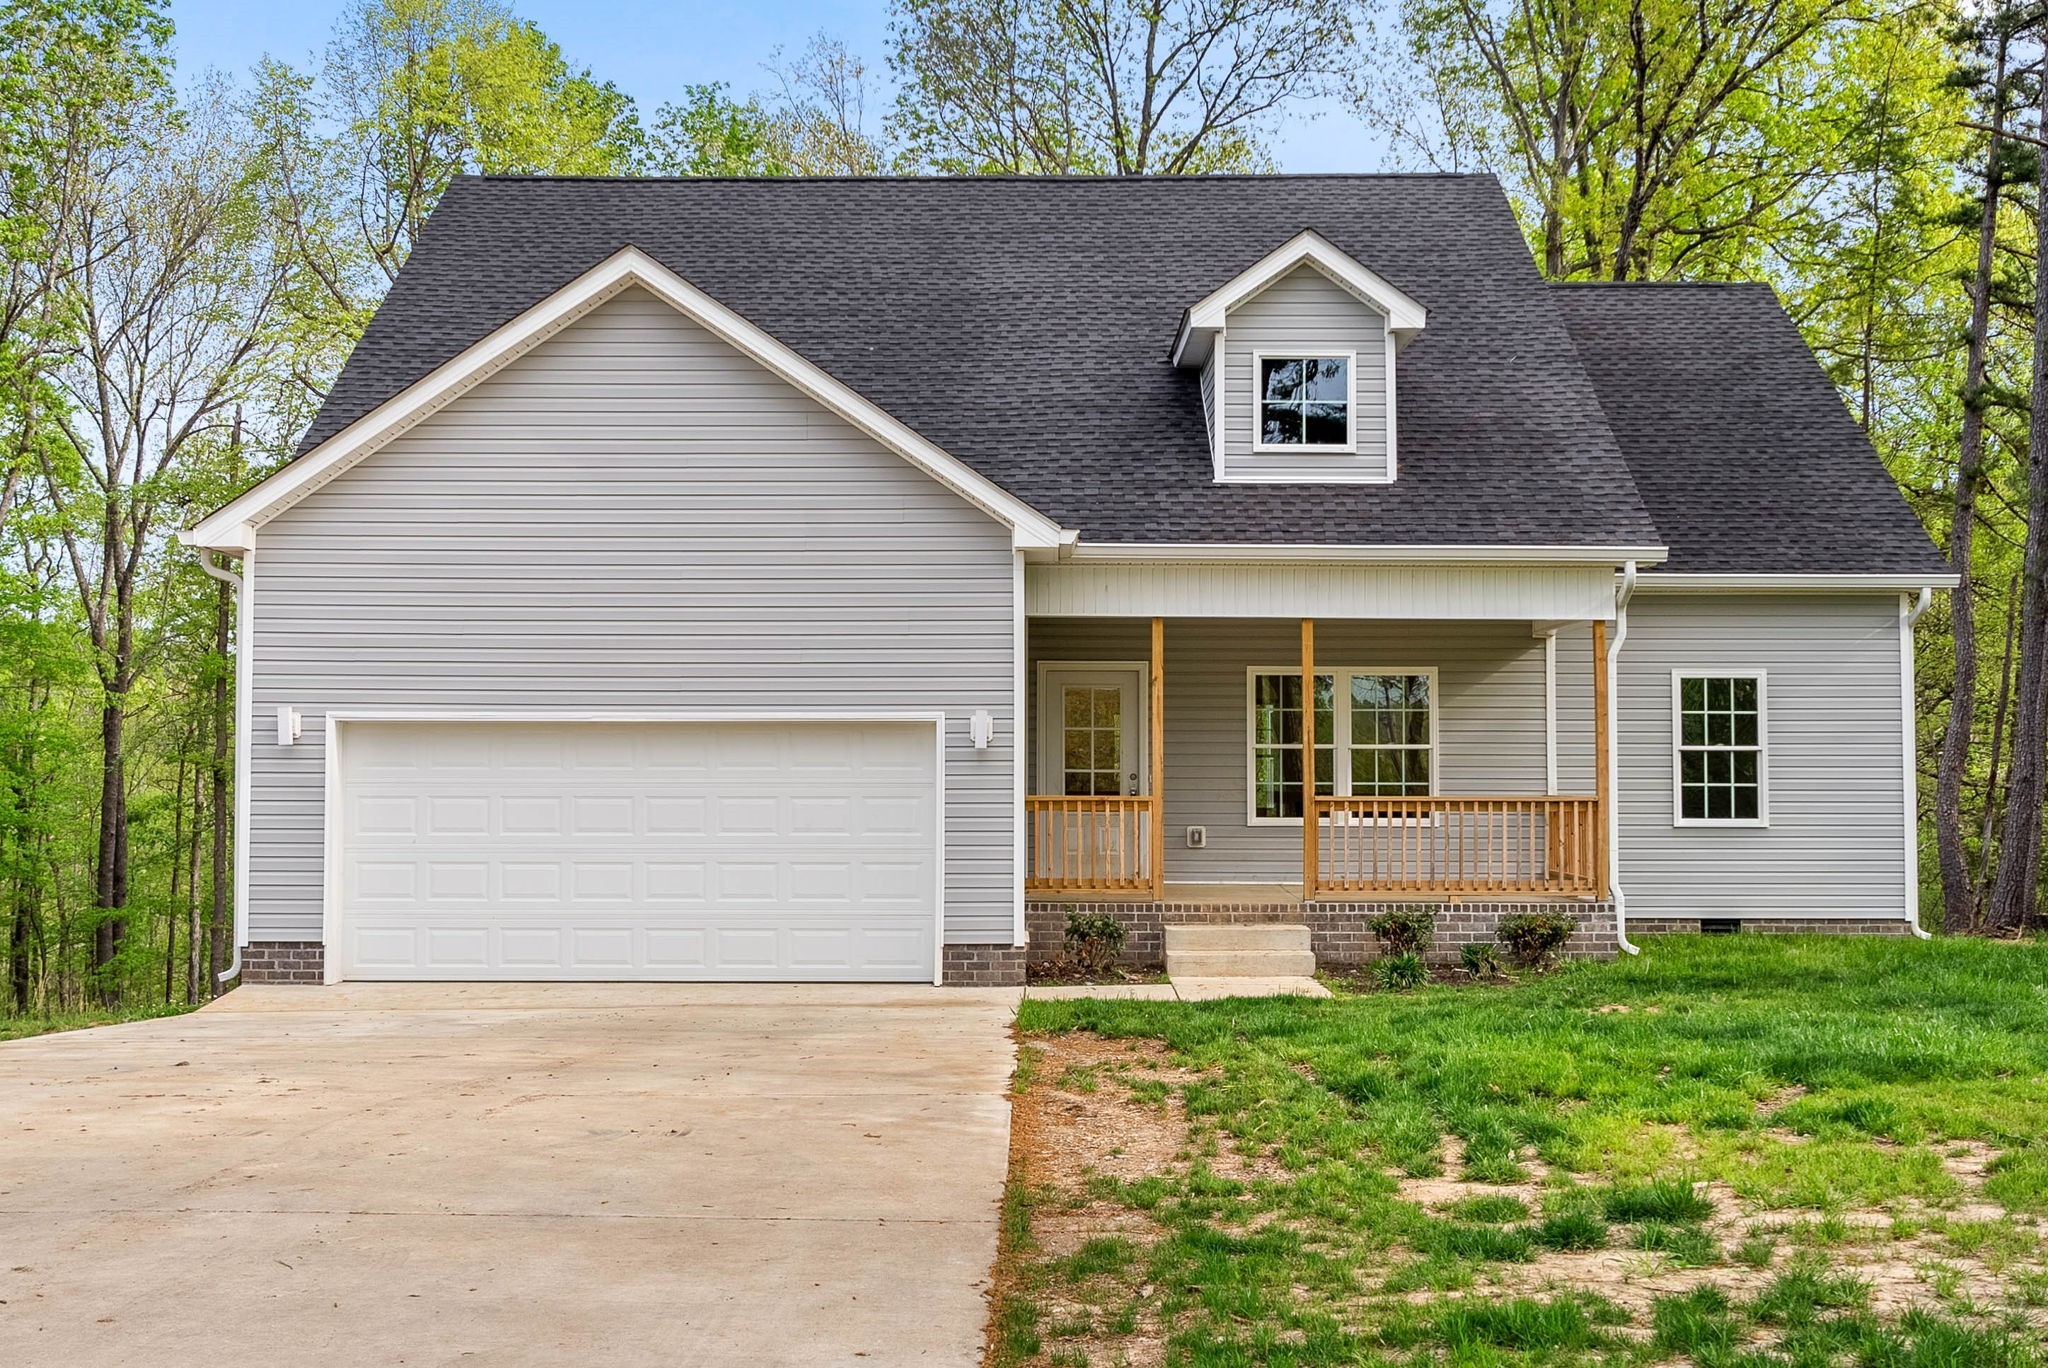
[
  {"x1": 1443, "y1": 1192, "x2": 1529, "y2": 1222},
  {"x1": 643, "y1": 82, "x2": 788, "y2": 175},
  {"x1": 1370, "y1": 950, "x2": 1428, "y2": 991},
  {"x1": 1367, "y1": 905, "x2": 1435, "y2": 955},
  {"x1": 1602, "y1": 1176, "x2": 1716, "y2": 1223},
  {"x1": 1633, "y1": 1220, "x2": 1722, "y2": 1266},
  {"x1": 1458, "y1": 940, "x2": 1503, "y2": 976},
  {"x1": 1534, "y1": 1206, "x2": 1609, "y2": 1250},
  {"x1": 1062, "y1": 910, "x2": 1125, "y2": 975},
  {"x1": 1496, "y1": 910, "x2": 1576, "y2": 965}
]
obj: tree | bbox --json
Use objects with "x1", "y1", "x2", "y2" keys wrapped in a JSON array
[
  {"x1": 1986, "y1": 59, "x2": 2048, "y2": 936},
  {"x1": 39, "y1": 82, "x2": 288, "y2": 1001},
  {"x1": 887, "y1": 0, "x2": 1354, "y2": 173},
  {"x1": 644, "y1": 83, "x2": 792, "y2": 176},
  {"x1": 1373, "y1": 0, "x2": 1890, "y2": 279}
]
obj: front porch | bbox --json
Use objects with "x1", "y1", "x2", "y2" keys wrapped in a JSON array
[{"x1": 1022, "y1": 611, "x2": 1616, "y2": 951}]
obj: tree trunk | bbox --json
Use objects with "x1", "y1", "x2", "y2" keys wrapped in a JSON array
[
  {"x1": 167, "y1": 750, "x2": 186, "y2": 1004},
  {"x1": 1976, "y1": 579, "x2": 2020, "y2": 917},
  {"x1": 92, "y1": 694, "x2": 126, "y2": 1005},
  {"x1": 1985, "y1": 68, "x2": 2048, "y2": 936},
  {"x1": 210, "y1": 573, "x2": 231, "y2": 995},
  {"x1": 1939, "y1": 36, "x2": 2009, "y2": 934},
  {"x1": 8, "y1": 882, "x2": 29, "y2": 1014}
]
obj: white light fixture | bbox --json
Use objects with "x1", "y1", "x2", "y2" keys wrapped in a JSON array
[
  {"x1": 276, "y1": 705, "x2": 302, "y2": 747},
  {"x1": 969, "y1": 710, "x2": 994, "y2": 750}
]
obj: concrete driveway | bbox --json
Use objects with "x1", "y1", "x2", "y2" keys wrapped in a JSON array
[{"x1": 0, "y1": 983, "x2": 1019, "y2": 1367}]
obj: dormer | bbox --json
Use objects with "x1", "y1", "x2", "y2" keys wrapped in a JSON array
[{"x1": 1173, "y1": 231, "x2": 1426, "y2": 485}]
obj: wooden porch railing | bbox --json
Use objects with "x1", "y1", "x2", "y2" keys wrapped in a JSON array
[
  {"x1": 1309, "y1": 795, "x2": 1602, "y2": 897},
  {"x1": 1025, "y1": 795, "x2": 1161, "y2": 894}
]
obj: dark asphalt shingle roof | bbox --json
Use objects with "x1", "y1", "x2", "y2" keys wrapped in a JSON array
[
  {"x1": 301, "y1": 174, "x2": 1661, "y2": 549},
  {"x1": 296, "y1": 174, "x2": 1942, "y2": 573},
  {"x1": 1550, "y1": 282, "x2": 1947, "y2": 576}
]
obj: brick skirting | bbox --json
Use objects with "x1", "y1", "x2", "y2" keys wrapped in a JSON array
[
  {"x1": 242, "y1": 941, "x2": 325, "y2": 984},
  {"x1": 941, "y1": 944, "x2": 1028, "y2": 986},
  {"x1": 1029, "y1": 899, "x2": 1619, "y2": 967},
  {"x1": 1628, "y1": 917, "x2": 1914, "y2": 937}
]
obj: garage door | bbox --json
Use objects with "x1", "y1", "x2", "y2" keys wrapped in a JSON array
[{"x1": 334, "y1": 719, "x2": 939, "y2": 981}]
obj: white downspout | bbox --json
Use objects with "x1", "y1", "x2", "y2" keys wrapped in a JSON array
[
  {"x1": 193, "y1": 546, "x2": 248, "y2": 985},
  {"x1": 1904, "y1": 586, "x2": 1933, "y2": 938},
  {"x1": 1610, "y1": 561, "x2": 1639, "y2": 955}
]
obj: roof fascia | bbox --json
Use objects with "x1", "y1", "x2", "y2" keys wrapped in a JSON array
[
  {"x1": 1171, "y1": 230, "x2": 1428, "y2": 368},
  {"x1": 1634, "y1": 571, "x2": 1959, "y2": 592},
  {"x1": 187, "y1": 246, "x2": 1068, "y2": 552},
  {"x1": 1065, "y1": 541, "x2": 1669, "y2": 566}
]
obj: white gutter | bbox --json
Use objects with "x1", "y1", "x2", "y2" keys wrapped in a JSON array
[
  {"x1": 190, "y1": 540, "x2": 250, "y2": 985},
  {"x1": 1066, "y1": 542, "x2": 1670, "y2": 565},
  {"x1": 1636, "y1": 572, "x2": 1960, "y2": 593},
  {"x1": 1610, "y1": 561, "x2": 1640, "y2": 955}
]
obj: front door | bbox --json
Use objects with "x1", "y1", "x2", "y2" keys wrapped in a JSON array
[{"x1": 1036, "y1": 665, "x2": 1149, "y2": 885}]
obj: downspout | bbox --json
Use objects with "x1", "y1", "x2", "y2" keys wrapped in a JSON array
[
  {"x1": 193, "y1": 547, "x2": 247, "y2": 984},
  {"x1": 1609, "y1": 561, "x2": 1640, "y2": 955},
  {"x1": 1905, "y1": 587, "x2": 1934, "y2": 939}
]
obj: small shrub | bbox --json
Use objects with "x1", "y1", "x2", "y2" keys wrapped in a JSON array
[
  {"x1": 1372, "y1": 951, "x2": 1429, "y2": 991},
  {"x1": 1063, "y1": 910, "x2": 1125, "y2": 974},
  {"x1": 1497, "y1": 910, "x2": 1577, "y2": 965},
  {"x1": 1368, "y1": 906, "x2": 1437, "y2": 955},
  {"x1": 1535, "y1": 1208, "x2": 1609, "y2": 1251},
  {"x1": 1603, "y1": 1176, "x2": 1715, "y2": 1224},
  {"x1": 1459, "y1": 941, "x2": 1504, "y2": 977}
]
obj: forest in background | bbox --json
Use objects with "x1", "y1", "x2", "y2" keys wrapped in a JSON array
[{"x1": 0, "y1": 0, "x2": 2037, "y2": 1020}]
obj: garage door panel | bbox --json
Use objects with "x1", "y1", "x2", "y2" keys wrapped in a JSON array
[{"x1": 337, "y1": 720, "x2": 938, "y2": 981}]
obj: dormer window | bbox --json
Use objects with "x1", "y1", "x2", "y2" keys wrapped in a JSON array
[{"x1": 1257, "y1": 355, "x2": 1353, "y2": 450}]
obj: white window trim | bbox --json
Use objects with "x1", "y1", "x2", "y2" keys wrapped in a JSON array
[
  {"x1": 1249, "y1": 351, "x2": 1358, "y2": 455},
  {"x1": 1669, "y1": 669, "x2": 1770, "y2": 828},
  {"x1": 1244, "y1": 665, "x2": 1440, "y2": 826}
]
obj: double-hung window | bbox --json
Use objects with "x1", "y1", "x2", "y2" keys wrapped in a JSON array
[
  {"x1": 1673, "y1": 673, "x2": 1767, "y2": 825},
  {"x1": 1255, "y1": 355, "x2": 1353, "y2": 449},
  {"x1": 1248, "y1": 669, "x2": 1435, "y2": 822}
]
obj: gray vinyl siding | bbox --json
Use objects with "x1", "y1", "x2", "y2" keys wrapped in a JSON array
[
  {"x1": 1616, "y1": 594, "x2": 1909, "y2": 922},
  {"x1": 248, "y1": 287, "x2": 1018, "y2": 947},
  {"x1": 1028, "y1": 618, "x2": 1551, "y2": 882},
  {"x1": 1221, "y1": 265, "x2": 1392, "y2": 481}
]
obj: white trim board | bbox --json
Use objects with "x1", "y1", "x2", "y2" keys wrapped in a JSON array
[
  {"x1": 186, "y1": 247, "x2": 1066, "y2": 553},
  {"x1": 318, "y1": 709, "x2": 950, "y2": 986},
  {"x1": 1635, "y1": 573, "x2": 1958, "y2": 593},
  {"x1": 1174, "y1": 230, "x2": 1428, "y2": 367}
]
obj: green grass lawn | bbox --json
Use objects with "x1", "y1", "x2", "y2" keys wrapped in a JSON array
[
  {"x1": 993, "y1": 935, "x2": 2048, "y2": 1367},
  {"x1": 0, "y1": 1001, "x2": 199, "y2": 1042}
]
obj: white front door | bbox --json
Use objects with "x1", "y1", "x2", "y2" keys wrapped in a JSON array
[{"x1": 332, "y1": 719, "x2": 939, "y2": 982}]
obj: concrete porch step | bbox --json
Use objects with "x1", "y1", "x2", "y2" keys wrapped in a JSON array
[
  {"x1": 1162, "y1": 923, "x2": 1311, "y2": 953},
  {"x1": 1166, "y1": 949, "x2": 1319, "y2": 978},
  {"x1": 1164, "y1": 923, "x2": 1316, "y2": 978}
]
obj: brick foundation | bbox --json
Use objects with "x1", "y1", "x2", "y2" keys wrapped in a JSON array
[
  {"x1": 1030, "y1": 899, "x2": 1619, "y2": 967},
  {"x1": 941, "y1": 944, "x2": 1028, "y2": 986},
  {"x1": 242, "y1": 941, "x2": 326, "y2": 984},
  {"x1": 1628, "y1": 917, "x2": 1914, "y2": 937}
]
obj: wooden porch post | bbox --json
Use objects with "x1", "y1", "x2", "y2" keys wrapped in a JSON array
[
  {"x1": 1592, "y1": 619, "x2": 1611, "y2": 898},
  {"x1": 1301, "y1": 618, "x2": 1317, "y2": 898},
  {"x1": 1150, "y1": 616, "x2": 1165, "y2": 899}
]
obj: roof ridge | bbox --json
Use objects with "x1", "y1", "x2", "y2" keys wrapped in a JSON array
[{"x1": 461, "y1": 172, "x2": 1500, "y2": 184}]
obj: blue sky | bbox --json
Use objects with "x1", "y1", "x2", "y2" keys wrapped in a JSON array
[{"x1": 165, "y1": 0, "x2": 1387, "y2": 172}]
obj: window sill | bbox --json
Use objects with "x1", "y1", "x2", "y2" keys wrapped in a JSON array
[{"x1": 1671, "y1": 817, "x2": 1771, "y2": 829}]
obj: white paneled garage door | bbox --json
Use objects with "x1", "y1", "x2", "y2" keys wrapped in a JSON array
[{"x1": 333, "y1": 719, "x2": 940, "y2": 981}]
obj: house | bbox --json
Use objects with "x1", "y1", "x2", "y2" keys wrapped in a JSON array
[{"x1": 183, "y1": 175, "x2": 1953, "y2": 987}]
